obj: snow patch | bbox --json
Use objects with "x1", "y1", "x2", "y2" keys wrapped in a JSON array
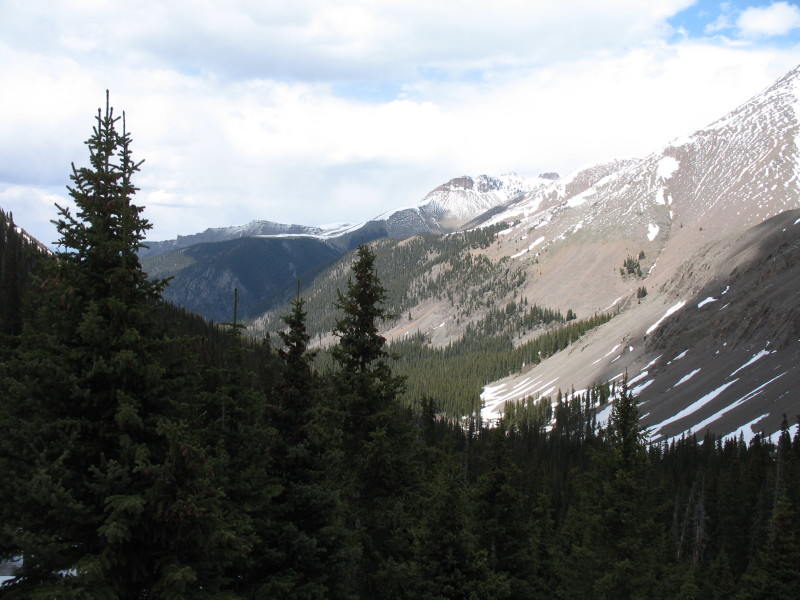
[
  {"x1": 656, "y1": 155, "x2": 680, "y2": 180},
  {"x1": 595, "y1": 403, "x2": 614, "y2": 427},
  {"x1": 631, "y1": 379, "x2": 654, "y2": 395},
  {"x1": 697, "y1": 297, "x2": 717, "y2": 308},
  {"x1": 769, "y1": 423, "x2": 800, "y2": 444},
  {"x1": 642, "y1": 355, "x2": 663, "y2": 370},
  {"x1": 653, "y1": 379, "x2": 739, "y2": 434},
  {"x1": 511, "y1": 236, "x2": 546, "y2": 259},
  {"x1": 566, "y1": 187, "x2": 595, "y2": 207},
  {"x1": 726, "y1": 414, "x2": 770, "y2": 446},
  {"x1": 729, "y1": 349, "x2": 773, "y2": 377},
  {"x1": 647, "y1": 223, "x2": 659, "y2": 241},
  {"x1": 674, "y1": 369, "x2": 701, "y2": 387},
  {"x1": 646, "y1": 301, "x2": 686, "y2": 335},
  {"x1": 688, "y1": 372, "x2": 788, "y2": 437},
  {"x1": 673, "y1": 350, "x2": 689, "y2": 361}
]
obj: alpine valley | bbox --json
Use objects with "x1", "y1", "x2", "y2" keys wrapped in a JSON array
[
  {"x1": 5, "y1": 56, "x2": 800, "y2": 599},
  {"x1": 140, "y1": 66, "x2": 800, "y2": 441}
]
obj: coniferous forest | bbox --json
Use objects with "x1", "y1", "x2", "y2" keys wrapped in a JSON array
[{"x1": 1, "y1": 98, "x2": 799, "y2": 599}]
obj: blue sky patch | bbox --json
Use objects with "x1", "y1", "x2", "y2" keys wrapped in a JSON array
[{"x1": 669, "y1": 1, "x2": 800, "y2": 42}]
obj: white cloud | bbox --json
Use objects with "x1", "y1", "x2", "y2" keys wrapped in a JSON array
[
  {"x1": 704, "y1": 2, "x2": 735, "y2": 34},
  {"x1": 737, "y1": 1, "x2": 800, "y2": 38},
  {"x1": 0, "y1": 1, "x2": 799, "y2": 245}
]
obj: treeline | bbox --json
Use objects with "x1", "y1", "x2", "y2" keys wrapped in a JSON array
[
  {"x1": 388, "y1": 311, "x2": 614, "y2": 416},
  {"x1": 2, "y1": 97, "x2": 798, "y2": 599},
  {"x1": 251, "y1": 222, "x2": 527, "y2": 339}
]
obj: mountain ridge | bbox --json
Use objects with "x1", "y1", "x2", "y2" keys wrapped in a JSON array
[
  {"x1": 249, "y1": 64, "x2": 800, "y2": 441},
  {"x1": 137, "y1": 64, "x2": 800, "y2": 441}
]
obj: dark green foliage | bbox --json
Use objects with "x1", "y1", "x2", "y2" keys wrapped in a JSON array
[
  {"x1": 637, "y1": 286, "x2": 648, "y2": 299},
  {"x1": 0, "y1": 94, "x2": 242, "y2": 598},
  {"x1": 329, "y1": 244, "x2": 421, "y2": 598},
  {"x1": 0, "y1": 209, "x2": 46, "y2": 343},
  {"x1": 410, "y1": 452, "x2": 498, "y2": 600},
  {"x1": 470, "y1": 425, "x2": 542, "y2": 599},
  {"x1": 621, "y1": 254, "x2": 643, "y2": 277},
  {"x1": 248, "y1": 292, "x2": 356, "y2": 599}
]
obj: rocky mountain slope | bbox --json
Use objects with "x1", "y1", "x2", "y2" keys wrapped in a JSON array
[
  {"x1": 142, "y1": 236, "x2": 344, "y2": 322},
  {"x1": 142, "y1": 172, "x2": 556, "y2": 319},
  {"x1": 381, "y1": 172, "x2": 556, "y2": 233},
  {"x1": 149, "y1": 64, "x2": 800, "y2": 442},
  {"x1": 143, "y1": 171, "x2": 551, "y2": 256},
  {"x1": 251, "y1": 65, "x2": 800, "y2": 441},
  {"x1": 458, "y1": 66, "x2": 800, "y2": 440}
]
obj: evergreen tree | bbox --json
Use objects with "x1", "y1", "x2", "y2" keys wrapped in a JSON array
[
  {"x1": 593, "y1": 380, "x2": 672, "y2": 598},
  {"x1": 410, "y1": 451, "x2": 498, "y2": 600},
  {"x1": 242, "y1": 291, "x2": 356, "y2": 599},
  {"x1": 330, "y1": 244, "x2": 419, "y2": 598},
  {"x1": 737, "y1": 426, "x2": 800, "y2": 600},
  {"x1": 470, "y1": 425, "x2": 545, "y2": 599},
  {"x1": 0, "y1": 209, "x2": 44, "y2": 344},
  {"x1": 559, "y1": 380, "x2": 673, "y2": 599},
  {"x1": 201, "y1": 291, "x2": 282, "y2": 598},
  {"x1": 0, "y1": 93, "x2": 240, "y2": 598}
]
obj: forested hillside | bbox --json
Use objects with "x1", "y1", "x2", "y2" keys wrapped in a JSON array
[
  {"x1": 251, "y1": 224, "x2": 514, "y2": 339},
  {"x1": 1, "y1": 97, "x2": 799, "y2": 599},
  {"x1": 0, "y1": 209, "x2": 47, "y2": 341}
]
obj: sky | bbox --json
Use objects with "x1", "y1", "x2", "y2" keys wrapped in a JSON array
[{"x1": 1, "y1": 1, "x2": 800, "y2": 245}]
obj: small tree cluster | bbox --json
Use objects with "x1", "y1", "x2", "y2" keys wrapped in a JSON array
[{"x1": 621, "y1": 254, "x2": 643, "y2": 277}]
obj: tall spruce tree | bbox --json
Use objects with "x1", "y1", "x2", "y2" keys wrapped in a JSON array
[
  {"x1": 330, "y1": 244, "x2": 419, "y2": 599},
  {"x1": 0, "y1": 93, "x2": 240, "y2": 598},
  {"x1": 471, "y1": 425, "x2": 545, "y2": 599},
  {"x1": 595, "y1": 380, "x2": 673, "y2": 599},
  {"x1": 558, "y1": 379, "x2": 674, "y2": 599},
  {"x1": 237, "y1": 291, "x2": 356, "y2": 599},
  {"x1": 204, "y1": 291, "x2": 280, "y2": 598}
]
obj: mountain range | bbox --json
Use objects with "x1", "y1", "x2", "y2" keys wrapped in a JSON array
[
  {"x1": 141, "y1": 170, "x2": 556, "y2": 320},
  {"x1": 147, "y1": 65, "x2": 800, "y2": 441}
]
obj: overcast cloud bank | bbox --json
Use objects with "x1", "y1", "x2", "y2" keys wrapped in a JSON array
[{"x1": 1, "y1": 1, "x2": 799, "y2": 244}]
